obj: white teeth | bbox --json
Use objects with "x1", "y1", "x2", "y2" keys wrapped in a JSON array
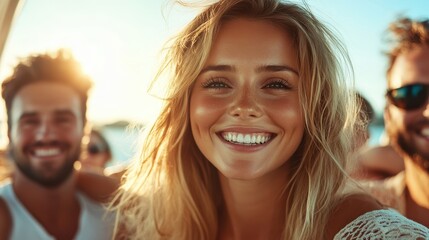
[
  {"x1": 237, "y1": 134, "x2": 244, "y2": 143},
  {"x1": 34, "y1": 148, "x2": 60, "y2": 157},
  {"x1": 244, "y1": 135, "x2": 251, "y2": 143},
  {"x1": 222, "y1": 132, "x2": 272, "y2": 145},
  {"x1": 422, "y1": 128, "x2": 429, "y2": 137}
]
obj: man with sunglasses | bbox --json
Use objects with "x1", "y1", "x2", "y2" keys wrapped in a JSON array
[
  {"x1": 364, "y1": 17, "x2": 429, "y2": 228},
  {"x1": 0, "y1": 50, "x2": 116, "y2": 239}
]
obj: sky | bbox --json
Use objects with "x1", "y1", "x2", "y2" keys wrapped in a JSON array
[{"x1": 1, "y1": 0, "x2": 429, "y2": 126}]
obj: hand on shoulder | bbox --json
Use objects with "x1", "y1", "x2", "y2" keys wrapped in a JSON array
[
  {"x1": 351, "y1": 145, "x2": 404, "y2": 180},
  {"x1": 76, "y1": 171, "x2": 120, "y2": 203}
]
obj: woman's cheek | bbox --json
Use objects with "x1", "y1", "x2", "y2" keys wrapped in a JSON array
[{"x1": 191, "y1": 94, "x2": 227, "y2": 125}]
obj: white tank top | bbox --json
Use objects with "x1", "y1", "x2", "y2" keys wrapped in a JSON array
[{"x1": 0, "y1": 182, "x2": 115, "y2": 240}]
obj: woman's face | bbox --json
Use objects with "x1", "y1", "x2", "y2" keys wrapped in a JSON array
[{"x1": 190, "y1": 18, "x2": 304, "y2": 180}]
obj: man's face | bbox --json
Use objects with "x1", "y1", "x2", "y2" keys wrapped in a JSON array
[
  {"x1": 8, "y1": 82, "x2": 85, "y2": 187},
  {"x1": 385, "y1": 47, "x2": 429, "y2": 172}
]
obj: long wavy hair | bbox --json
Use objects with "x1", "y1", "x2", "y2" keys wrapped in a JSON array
[{"x1": 113, "y1": 0, "x2": 357, "y2": 239}]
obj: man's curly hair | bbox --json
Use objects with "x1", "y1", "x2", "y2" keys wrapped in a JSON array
[
  {"x1": 1, "y1": 49, "x2": 92, "y2": 129},
  {"x1": 386, "y1": 17, "x2": 429, "y2": 80}
]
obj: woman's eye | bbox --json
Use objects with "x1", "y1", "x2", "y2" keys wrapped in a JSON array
[
  {"x1": 263, "y1": 79, "x2": 291, "y2": 89},
  {"x1": 201, "y1": 78, "x2": 231, "y2": 89}
]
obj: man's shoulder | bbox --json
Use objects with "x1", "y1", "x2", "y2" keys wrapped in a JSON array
[
  {"x1": 0, "y1": 196, "x2": 12, "y2": 239},
  {"x1": 0, "y1": 180, "x2": 13, "y2": 199}
]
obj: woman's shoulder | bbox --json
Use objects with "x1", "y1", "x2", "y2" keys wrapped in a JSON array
[
  {"x1": 325, "y1": 193, "x2": 382, "y2": 239},
  {"x1": 326, "y1": 193, "x2": 429, "y2": 239}
]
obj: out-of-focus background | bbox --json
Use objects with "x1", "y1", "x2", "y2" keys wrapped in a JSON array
[{"x1": 1, "y1": 0, "x2": 429, "y2": 167}]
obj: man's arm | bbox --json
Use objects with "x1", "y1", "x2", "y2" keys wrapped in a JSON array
[
  {"x1": 76, "y1": 171, "x2": 120, "y2": 203},
  {"x1": 351, "y1": 145, "x2": 404, "y2": 180},
  {"x1": 0, "y1": 198, "x2": 12, "y2": 239}
]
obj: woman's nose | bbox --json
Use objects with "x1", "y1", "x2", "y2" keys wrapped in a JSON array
[{"x1": 228, "y1": 90, "x2": 262, "y2": 119}]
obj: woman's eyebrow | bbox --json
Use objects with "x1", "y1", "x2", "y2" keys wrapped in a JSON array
[
  {"x1": 200, "y1": 64, "x2": 299, "y2": 76},
  {"x1": 200, "y1": 65, "x2": 235, "y2": 74},
  {"x1": 256, "y1": 65, "x2": 299, "y2": 76}
]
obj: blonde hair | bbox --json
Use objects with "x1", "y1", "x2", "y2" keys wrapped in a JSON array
[
  {"x1": 0, "y1": 149, "x2": 13, "y2": 182},
  {"x1": 113, "y1": 0, "x2": 358, "y2": 239}
]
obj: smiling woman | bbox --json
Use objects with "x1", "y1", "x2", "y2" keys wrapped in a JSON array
[
  {"x1": 190, "y1": 18, "x2": 304, "y2": 180},
  {"x1": 111, "y1": 0, "x2": 429, "y2": 239}
]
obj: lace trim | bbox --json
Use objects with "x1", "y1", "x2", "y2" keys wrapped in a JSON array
[{"x1": 334, "y1": 209, "x2": 429, "y2": 239}]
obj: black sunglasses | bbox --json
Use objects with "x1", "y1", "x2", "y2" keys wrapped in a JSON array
[
  {"x1": 87, "y1": 144, "x2": 106, "y2": 155},
  {"x1": 386, "y1": 83, "x2": 429, "y2": 110}
]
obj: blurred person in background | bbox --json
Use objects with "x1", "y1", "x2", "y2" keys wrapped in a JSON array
[
  {"x1": 0, "y1": 50, "x2": 115, "y2": 239},
  {"x1": 361, "y1": 17, "x2": 429, "y2": 228},
  {"x1": 349, "y1": 93, "x2": 404, "y2": 180},
  {"x1": 351, "y1": 121, "x2": 404, "y2": 180},
  {"x1": 352, "y1": 92, "x2": 375, "y2": 151},
  {"x1": 79, "y1": 128, "x2": 112, "y2": 175}
]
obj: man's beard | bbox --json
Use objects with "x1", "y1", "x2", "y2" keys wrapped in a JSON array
[
  {"x1": 390, "y1": 127, "x2": 429, "y2": 173},
  {"x1": 9, "y1": 142, "x2": 81, "y2": 188}
]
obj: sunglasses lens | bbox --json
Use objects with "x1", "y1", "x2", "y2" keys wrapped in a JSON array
[
  {"x1": 388, "y1": 84, "x2": 429, "y2": 110},
  {"x1": 88, "y1": 145, "x2": 102, "y2": 154}
]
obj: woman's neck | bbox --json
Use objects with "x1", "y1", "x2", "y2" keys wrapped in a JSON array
[{"x1": 217, "y1": 167, "x2": 288, "y2": 240}]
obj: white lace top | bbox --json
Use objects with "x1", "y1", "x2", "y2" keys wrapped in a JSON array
[{"x1": 334, "y1": 209, "x2": 429, "y2": 239}]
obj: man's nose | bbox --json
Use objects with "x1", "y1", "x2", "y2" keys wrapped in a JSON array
[{"x1": 35, "y1": 121, "x2": 57, "y2": 141}]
